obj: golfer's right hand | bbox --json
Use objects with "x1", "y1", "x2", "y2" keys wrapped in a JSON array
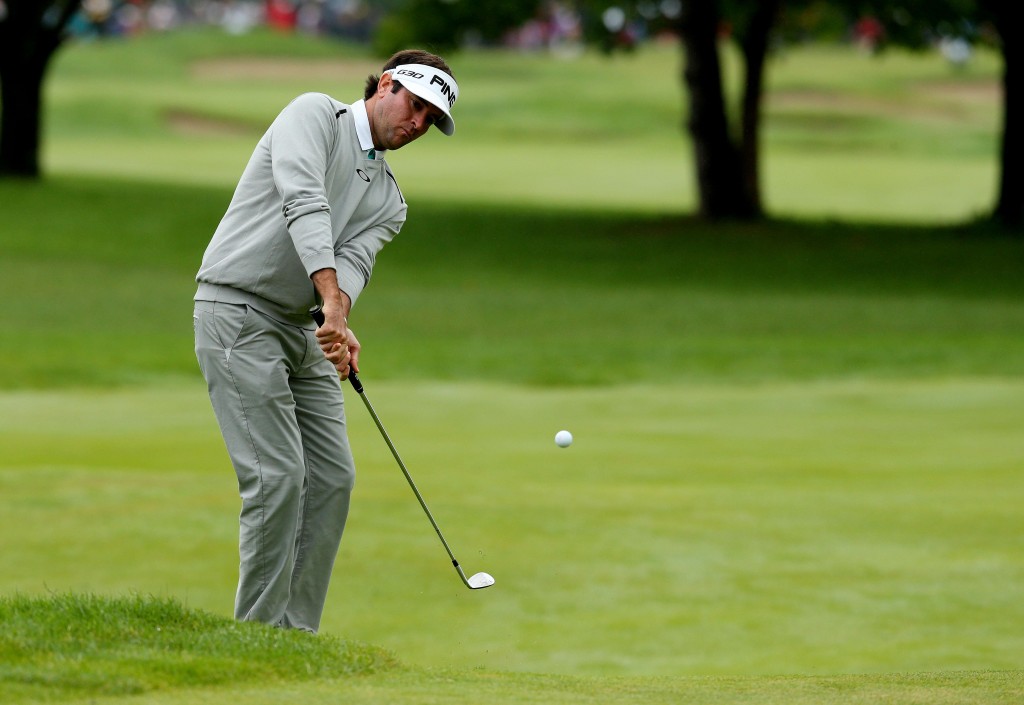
[{"x1": 315, "y1": 309, "x2": 350, "y2": 372}]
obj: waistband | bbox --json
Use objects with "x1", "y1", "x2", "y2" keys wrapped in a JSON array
[{"x1": 194, "y1": 283, "x2": 316, "y2": 329}]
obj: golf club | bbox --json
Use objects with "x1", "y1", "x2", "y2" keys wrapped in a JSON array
[{"x1": 310, "y1": 305, "x2": 495, "y2": 590}]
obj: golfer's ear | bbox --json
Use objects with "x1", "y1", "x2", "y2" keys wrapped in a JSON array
[{"x1": 377, "y1": 72, "x2": 393, "y2": 97}]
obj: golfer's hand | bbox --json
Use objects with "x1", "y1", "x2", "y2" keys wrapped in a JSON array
[
  {"x1": 342, "y1": 328, "x2": 361, "y2": 381},
  {"x1": 315, "y1": 308, "x2": 349, "y2": 373}
]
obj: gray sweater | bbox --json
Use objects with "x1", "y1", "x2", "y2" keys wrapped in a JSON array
[{"x1": 195, "y1": 93, "x2": 407, "y2": 326}]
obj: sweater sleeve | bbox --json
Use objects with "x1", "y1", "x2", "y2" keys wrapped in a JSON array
[{"x1": 269, "y1": 93, "x2": 339, "y2": 277}]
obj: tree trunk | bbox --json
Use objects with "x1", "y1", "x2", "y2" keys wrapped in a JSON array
[
  {"x1": 0, "y1": 0, "x2": 79, "y2": 178},
  {"x1": 736, "y1": 0, "x2": 782, "y2": 219},
  {"x1": 0, "y1": 57, "x2": 48, "y2": 176},
  {"x1": 677, "y1": 0, "x2": 752, "y2": 219},
  {"x1": 988, "y1": 7, "x2": 1023, "y2": 229}
]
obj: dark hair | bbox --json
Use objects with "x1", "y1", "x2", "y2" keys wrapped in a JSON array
[{"x1": 363, "y1": 49, "x2": 455, "y2": 101}]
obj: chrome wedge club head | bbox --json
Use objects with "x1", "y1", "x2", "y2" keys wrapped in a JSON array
[{"x1": 461, "y1": 568, "x2": 496, "y2": 590}]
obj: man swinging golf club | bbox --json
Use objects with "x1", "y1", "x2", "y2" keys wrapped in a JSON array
[{"x1": 193, "y1": 49, "x2": 459, "y2": 632}]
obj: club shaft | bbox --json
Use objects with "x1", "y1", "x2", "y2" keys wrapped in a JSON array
[
  {"x1": 354, "y1": 388, "x2": 464, "y2": 572},
  {"x1": 308, "y1": 304, "x2": 474, "y2": 587}
]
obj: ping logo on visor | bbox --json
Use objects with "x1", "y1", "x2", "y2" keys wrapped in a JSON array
[{"x1": 386, "y1": 63, "x2": 459, "y2": 136}]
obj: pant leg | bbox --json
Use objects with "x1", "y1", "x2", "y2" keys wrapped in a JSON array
[
  {"x1": 194, "y1": 301, "x2": 307, "y2": 626},
  {"x1": 282, "y1": 352, "x2": 355, "y2": 632}
]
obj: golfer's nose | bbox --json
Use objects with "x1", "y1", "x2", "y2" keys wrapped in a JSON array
[{"x1": 411, "y1": 110, "x2": 428, "y2": 133}]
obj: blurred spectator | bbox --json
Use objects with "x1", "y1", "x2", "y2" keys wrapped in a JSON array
[
  {"x1": 265, "y1": 0, "x2": 295, "y2": 31},
  {"x1": 114, "y1": 1, "x2": 146, "y2": 34},
  {"x1": 220, "y1": 1, "x2": 264, "y2": 35},
  {"x1": 296, "y1": 1, "x2": 322, "y2": 34},
  {"x1": 939, "y1": 36, "x2": 972, "y2": 67},
  {"x1": 504, "y1": 2, "x2": 581, "y2": 53},
  {"x1": 599, "y1": 5, "x2": 639, "y2": 53},
  {"x1": 82, "y1": 0, "x2": 115, "y2": 34},
  {"x1": 853, "y1": 15, "x2": 885, "y2": 53},
  {"x1": 147, "y1": 0, "x2": 179, "y2": 30}
]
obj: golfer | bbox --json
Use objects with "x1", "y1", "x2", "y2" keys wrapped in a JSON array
[{"x1": 193, "y1": 49, "x2": 458, "y2": 632}]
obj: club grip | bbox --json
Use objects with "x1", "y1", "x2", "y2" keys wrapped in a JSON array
[
  {"x1": 309, "y1": 304, "x2": 325, "y2": 327},
  {"x1": 348, "y1": 369, "x2": 364, "y2": 393},
  {"x1": 309, "y1": 304, "x2": 363, "y2": 393}
]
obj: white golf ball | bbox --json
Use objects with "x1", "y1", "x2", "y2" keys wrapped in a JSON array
[{"x1": 554, "y1": 430, "x2": 573, "y2": 448}]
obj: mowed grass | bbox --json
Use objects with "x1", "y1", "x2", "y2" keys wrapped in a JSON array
[
  {"x1": 2, "y1": 27, "x2": 1023, "y2": 705},
  {"x1": 4, "y1": 595, "x2": 1021, "y2": 705},
  {"x1": 2, "y1": 381, "x2": 1023, "y2": 703},
  {"x1": 5, "y1": 600, "x2": 1024, "y2": 705}
]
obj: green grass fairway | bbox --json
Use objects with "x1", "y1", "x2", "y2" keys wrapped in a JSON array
[
  {"x1": 2, "y1": 380, "x2": 1023, "y2": 682},
  {"x1": 5, "y1": 596, "x2": 1021, "y2": 705},
  {"x1": 4, "y1": 599, "x2": 1022, "y2": 705},
  {"x1": 2, "y1": 27, "x2": 1022, "y2": 705}
]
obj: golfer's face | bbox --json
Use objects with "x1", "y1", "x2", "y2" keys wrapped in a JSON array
[{"x1": 373, "y1": 83, "x2": 444, "y2": 150}]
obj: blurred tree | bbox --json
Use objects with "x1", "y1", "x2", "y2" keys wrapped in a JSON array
[
  {"x1": 577, "y1": 0, "x2": 810, "y2": 220},
  {"x1": 374, "y1": 0, "x2": 540, "y2": 56},
  {"x1": 849, "y1": 0, "x2": 1020, "y2": 228},
  {"x1": 980, "y1": 1, "x2": 1021, "y2": 229},
  {"x1": 577, "y1": 0, "x2": 1016, "y2": 227},
  {"x1": 0, "y1": 0, "x2": 81, "y2": 177},
  {"x1": 674, "y1": 0, "x2": 782, "y2": 219}
]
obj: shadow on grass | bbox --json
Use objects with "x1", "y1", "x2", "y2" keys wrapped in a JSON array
[{"x1": 1, "y1": 175, "x2": 1023, "y2": 389}]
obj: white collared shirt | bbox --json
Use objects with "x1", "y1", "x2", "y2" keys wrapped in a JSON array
[{"x1": 351, "y1": 99, "x2": 385, "y2": 160}]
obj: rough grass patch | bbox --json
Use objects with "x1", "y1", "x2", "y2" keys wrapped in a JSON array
[{"x1": 0, "y1": 593, "x2": 399, "y2": 703}]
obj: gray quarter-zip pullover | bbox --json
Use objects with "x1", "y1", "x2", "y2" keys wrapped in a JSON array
[{"x1": 195, "y1": 93, "x2": 407, "y2": 326}]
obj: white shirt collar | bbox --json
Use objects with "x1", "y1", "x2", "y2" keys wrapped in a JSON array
[{"x1": 351, "y1": 99, "x2": 384, "y2": 158}]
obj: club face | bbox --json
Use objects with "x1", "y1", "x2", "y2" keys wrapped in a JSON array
[{"x1": 468, "y1": 572, "x2": 495, "y2": 589}]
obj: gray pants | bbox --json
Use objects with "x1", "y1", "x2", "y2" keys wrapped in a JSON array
[{"x1": 193, "y1": 300, "x2": 354, "y2": 633}]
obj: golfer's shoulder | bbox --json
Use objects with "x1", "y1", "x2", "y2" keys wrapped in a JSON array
[{"x1": 283, "y1": 92, "x2": 348, "y2": 121}]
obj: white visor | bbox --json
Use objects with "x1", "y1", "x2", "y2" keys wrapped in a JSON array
[{"x1": 386, "y1": 63, "x2": 458, "y2": 136}]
